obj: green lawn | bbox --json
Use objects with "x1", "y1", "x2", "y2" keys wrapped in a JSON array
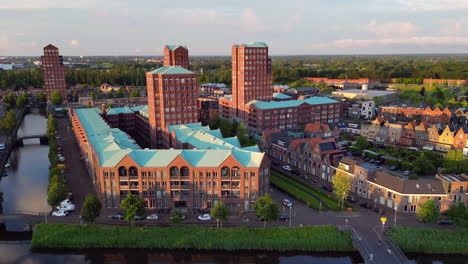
[
  {"x1": 388, "y1": 227, "x2": 468, "y2": 255},
  {"x1": 271, "y1": 170, "x2": 349, "y2": 211},
  {"x1": 31, "y1": 224, "x2": 354, "y2": 252}
]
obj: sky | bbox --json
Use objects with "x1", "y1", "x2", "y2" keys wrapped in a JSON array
[{"x1": 0, "y1": 0, "x2": 468, "y2": 56}]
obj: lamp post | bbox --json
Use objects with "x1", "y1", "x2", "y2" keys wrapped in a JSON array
[
  {"x1": 394, "y1": 204, "x2": 398, "y2": 227},
  {"x1": 345, "y1": 218, "x2": 349, "y2": 230},
  {"x1": 381, "y1": 217, "x2": 387, "y2": 232},
  {"x1": 289, "y1": 205, "x2": 292, "y2": 228}
]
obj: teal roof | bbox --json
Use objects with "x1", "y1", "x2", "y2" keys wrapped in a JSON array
[
  {"x1": 234, "y1": 42, "x2": 268, "y2": 48},
  {"x1": 273, "y1": 93, "x2": 292, "y2": 99},
  {"x1": 75, "y1": 108, "x2": 264, "y2": 168},
  {"x1": 165, "y1": 45, "x2": 187, "y2": 50},
  {"x1": 252, "y1": 97, "x2": 339, "y2": 110},
  {"x1": 221, "y1": 95, "x2": 233, "y2": 102},
  {"x1": 147, "y1": 66, "x2": 194, "y2": 75},
  {"x1": 106, "y1": 106, "x2": 134, "y2": 115}
]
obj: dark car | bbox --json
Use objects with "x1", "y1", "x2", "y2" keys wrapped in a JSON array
[
  {"x1": 134, "y1": 215, "x2": 144, "y2": 220},
  {"x1": 291, "y1": 170, "x2": 298, "y2": 175},
  {"x1": 272, "y1": 161, "x2": 280, "y2": 166},
  {"x1": 375, "y1": 160, "x2": 383, "y2": 165},
  {"x1": 107, "y1": 212, "x2": 124, "y2": 220},
  {"x1": 322, "y1": 185, "x2": 333, "y2": 192},
  {"x1": 312, "y1": 179, "x2": 318, "y2": 184},
  {"x1": 360, "y1": 202, "x2": 372, "y2": 209},
  {"x1": 437, "y1": 219, "x2": 453, "y2": 225},
  {"x1": 389, "y1": 165, "x2": 399, "y2": 171},
  {"x1": 346, "y1": 195, "x2": 356, "y2": 203},
  {"x1": 279, "y1": 214, "x2": 289, "y2": 221},
  {"x1": 364, "y1": 157, "x2": 371, "y2": 162},
  {"x1": 373, "y1": 207, "x2": 385, "y2": 214},
  {"x1": 369, "y1": 159, "x2": 376, "y2": 163}
]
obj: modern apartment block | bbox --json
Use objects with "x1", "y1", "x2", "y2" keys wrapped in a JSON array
[
  {"x1": 41, "y1": 44, "x2": 67, "y2": 102},
  {"x1": 163, "y1": 45, "x2": 189, "y2": 69}
]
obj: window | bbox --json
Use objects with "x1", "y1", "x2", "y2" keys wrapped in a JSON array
[
  {"x1": 221, "y1": 166, "x2": 230, "y2": 177},
  {"x1": 118, "y1": 166, "x2": 127, "y2": 177},
  {"x1": 129, "y1": 166, "x2": 138, "y2": 177},
  {"x1": 170, "y1": 166, "x2": 179, "y2": 177}
]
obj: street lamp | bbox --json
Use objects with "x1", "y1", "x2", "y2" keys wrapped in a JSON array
[
  {"x1": 345, "y1": 218, "x2": 349, "y2": 230},
  {"x1": 381, "y1": 217, "x2": 387, "y2": 232},
  {"x1": 289, "y1": 205, "x2": 292, "y2": 228},
  {"x1": 394, "y1": 204, "x2": 398, "y2": 227}
]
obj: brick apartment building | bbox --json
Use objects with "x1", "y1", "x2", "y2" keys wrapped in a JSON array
[
  {"x1": 164, "y1": 45, "x2": 189, "y2": 70},
  {"x1": 380, "y1": 106, "x2": 452, "y2": 125},
  {"x1": 69, "y1": 45, "x2": 269, "y2": 211},
  {"x1": 41, "y1": 44, "x2": 67, "y2": 102}
]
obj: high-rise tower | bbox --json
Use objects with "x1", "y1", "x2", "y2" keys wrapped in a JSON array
[
  {"x1": 41, "y1": 44, "x2": 67, "y2": 103},
  {"x1": 231, "y1": 42, "x2": 272, "y2": 118},
  {"x1": 164, "y1": 45, "x2": 190, "y2": 70}
]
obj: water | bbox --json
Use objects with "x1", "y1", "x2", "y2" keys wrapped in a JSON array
[{"x1": 0, "y1": 110, "x2": 50, "y2": 214}]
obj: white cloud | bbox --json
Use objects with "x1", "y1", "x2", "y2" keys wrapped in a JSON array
[
  {"x1": 0, "y1": 0, "x2": 96, "y2": 9},
  {"x1": 438, "y1": 17, "x2": 468, "y2": 35},
  {"x1": 396, "y1": 0, "x2": 468, "y2": 11},
  {"x1": 317, "y1": 36, "x2": 468, "y2": 49},
  {"x1": 179, "y1": 9, "x2": 221, "y2": 25},
  {"x1": 70, "y1": 40, "x2": 80, "y2": 46},
  {"x1": 364, "y1": 20, "x2": 419, "y2": 38}
]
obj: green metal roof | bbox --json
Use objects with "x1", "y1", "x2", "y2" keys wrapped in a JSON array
[
  {"x1": 252, "y1": 97, "x2": 339, "y2": 110},
  {"x1": 75, "y1": 108, "x2": 264, "y2": 168},
  {"x1": 273, "y1": 93, "x2": 292, "y2": 99},
  {"x1": 165, "y1": 45, "x2": 187, "y2": 50},
  {"x1": 234, "y1": 42, "x2": 268, "y2": 48},
  {"x1": 147, "y1": 66, "x2": 194, "y2": 75}
]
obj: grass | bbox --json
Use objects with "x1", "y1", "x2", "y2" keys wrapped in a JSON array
[
  {"x1": 388, "y1": 227, "x2": 468, "y2": 255},
  {"x1": 270, "y1": 173, "x2": 323, "y2": 210},
  {"x1": 391, "y1": 84, "x2": 438, "y2": 92},
  {"x1": 271, "y1": 170, "x2": 350, "y2": 211},
  {"x1": 31, "y1": 224, "x2": 354, "y2": 252}
]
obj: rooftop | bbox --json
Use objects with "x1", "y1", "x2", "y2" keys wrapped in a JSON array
[
  {"x1": 234, "y1": 42, "x2": 268, "y2": 48},
  {"x1": 147, "y1": 66, "x2": 194, "y2": 75},
  {"x1": 252, "y1": 96, "x2": 339, "y2": 110},
  {"x1": 332, "y1": 89, "x2": 397, "y2": 96},
  {"x1": 272, "y1": 93, "x2": 292, "y2": 99},
  {"x1": 165, "y1": 45, "x2": 187, "y2": 50}
]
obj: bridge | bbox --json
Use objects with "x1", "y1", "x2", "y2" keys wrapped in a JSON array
[{"x1": 15, "y1": 134, "x2": 48, "y2": 147}]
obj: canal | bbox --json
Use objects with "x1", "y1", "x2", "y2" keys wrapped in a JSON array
[{"x1": 0, "y1": 110, "x2": 466, "y2": 264}]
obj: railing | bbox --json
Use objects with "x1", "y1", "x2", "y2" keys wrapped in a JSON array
[{"x1": 384, "y1": 233, "x2": 409, "y2": 264}]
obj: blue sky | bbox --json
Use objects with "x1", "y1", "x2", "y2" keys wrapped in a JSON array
[{"x1": 1, "y1": 0, "x2": 467, "y2": 56}]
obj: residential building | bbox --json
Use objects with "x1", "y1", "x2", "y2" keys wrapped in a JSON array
[
  {"x1": 332, "y1": 89, "x2": 397, "y2": 103},
  {"x1": 197, "y1": 97, "x2": 219, "y2": 125},
  {"x1": 41, "y1": 44, "x2": 67, "y2": 102},
  {"x1": 452, "y1": 108, "x2": 468, "y2": 127},
  {"x1": 348, "y1": 100, "x2": 376, "y2": 120},
  {"x1": 380, "y1": 106, "x2": 452, "y2": 125},
  {"x1": 304, "y1": 123, "x2": 338, "y2": 139},
  {"x1": 163, "y1": 45, "x2": 189, "y2": 69}
]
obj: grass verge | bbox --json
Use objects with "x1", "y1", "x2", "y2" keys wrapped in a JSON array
[
  {"x1": 271, "y1": 170, "x2": 349, "y2": 211},
  {"x1": 31, "y1": 224, "x2": 354, "y2": 252},
  {"x1": 388, "y1": 227, "x2": 468, "y2": 255},
  {"x1": 271, "y1": 173, "x2": 323, "y2": 210}
]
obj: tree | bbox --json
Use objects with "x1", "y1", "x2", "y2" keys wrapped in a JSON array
[
  {"x1": 116, "y1": 88, "x2": 124, "y2": 98},
  {"x1": 332, "y1": 164, "x2": 352, "y2": 209},
  {"x1": 446, "y1": 202, "x2": 468, "y2": 227},
  {"x1": 209, "y1": 114, "x2": 221, "y2": 129},
  {"x1": 47, "y1": 181, "x2": 68, "y2": 208},
  {"x1": 90, "y1": 92, "x2": 95, "y2": 100},
  {"x1": 416, "y1": 199, "x2": 439, "y2": 223},
  {"x1": 15, "y1": 94, "x2": 27, "y2": 108},
  {"x1": 120, "y1": 193, "x2": 145, "y2": 226},
  {"x1": 3, "y1": 92, "x2": 16, "y2": 108},
  {"x1": 419, "y1": 86, "x2": 426, "y2": 96},
  {"x1": 413, "y1": 153, "x2": 435, "y2": 175},
  {"x1": 211, "y1": 201, "x2": 230, "y2": 228},
  {"x1": 236, "y1": 122, "x2": 251, "y2": 147},
  {"x1": 50, "y1": 91, "x2": 63, "y2": 105},
  {"x1": 219, "y1": 118, "x2": 233, "y2": 137},
  {"x1": 169, "y1": 208, "x2": 184, "y2": 225},
  {"x1": 253, "y1": 194, "x2": 279, "y2": 227},
  {"x1": 0, "y1": 110, "x2": 17, "y2": 138},
  {"x1": 37, "y1": 92, "x2": 46, "y2": 103},
  {"x1": 354, "y1": 136, "x2": 369, "y2": 152},
  {"x1": 444, "y1": 149, "x2": 468, "y2": 174},
  {"x1": 81, "y1": 194, "x2": 102, "y2": 223},
  {"x1": 130, "y1": 89, "x2": 140, "y2": 97}
]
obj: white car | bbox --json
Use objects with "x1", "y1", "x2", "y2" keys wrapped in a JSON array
[
  {"x1": 60, "y1": 199, "x2": 72, "y2": 206},
  {"x1": 198, "y1": 214, "x2": 212, "y2": 221},
  {"x1": 57, "y1": 203, "x2": 75, "y2": 212},
  {"x1": 282, "y1": 165, "x2": 292, "y2": 171},
  {"x1": 146, "y1": 214, "x2": 159, "y2": 220},
  {"x1": 52, "y1": 209, "x2": 69, "y2": 216},
  {"x1": 4, "y1": 163, "x2": 10, "y2": 168}
]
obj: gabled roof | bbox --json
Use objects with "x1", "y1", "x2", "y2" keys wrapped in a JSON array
[
  {"x1": 165, "y1": 45, "x2": 187, "y2": 50},
  {"x1": 44, "y1": 44, "x2": 58, "y2": 50},
  {"x1": 147, "y1": 66, "x2": 194, "y2": 75},
  {"x1": 305, "y1": 123, "x2": 330, "y2": 134},
  {"x1": 369, "y1": 171, "x2": 446, "y2": 195}
]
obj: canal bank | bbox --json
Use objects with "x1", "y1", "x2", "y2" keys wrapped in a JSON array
[{"x1": 0, "y1": 108, "x2": 26, "y2": 183}]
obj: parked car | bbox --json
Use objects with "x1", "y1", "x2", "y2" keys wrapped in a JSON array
[
  {"x1": 52, "y1": 209, "x2": 69, "y2": 217},
  {"x1": 369, "y1": 159, "x2": 376, "y2": 163},
  {"x1": 417, "y1": 218, "x2": 425, "y2": 223},
  {"x1": 57, "y1": 203, "x2": 75, "y2": 212},
  {"x1": 279, "y1": 214, "x2": 289, "y2": 221},
  {"x1": 4, "y1": 163, "x2": 10, "y2": 168},
  {"x1": 198, "y1": 214, "x2": 212, "y2": 221},
  {"x1": 60, "y1": 199, "x2": 72, "y2": 206},
  {"x1": 291, "y1": 170, "x2": 298, "y2": 175},
  {"x1": 312, "y1": 179, "x2": 318, "y2": 184},
  {"x1": 403, "y1": 170, "x2": 412, "y2": 176},
  {"x1": 303, "y1": 175, "x2": 310, "y2": 180},
  {"x1": 134, "y1": 215, "x2": 144, "y2": 220},
  {"x1": 282, "y1": 199, "x2": 293, "y2": 208},
  {"x1": 437, "y1": 219, "x2": 453, "y2": 225},
  {"x1": 389, "y1": 166, "x2": 399, "y2": 171},
  {"x1": 107, "y1": 212, "x2": 124, "y2": 220},
  {"x1": 282, "y1": 165, "x2": 292, "y2": 171},
  {"x1": 364, "y1": 157, "x2": 371, "y2": 162},
  {"x1": 375, "y1": 160, "x2": 383, "y2": 165},
  {"x1": 322, "y1": 185, "x2": 333, "y2": 192},
  {"x1": 360, "y1": 202, "x2": 372, "y2": 209},
  {"x1": 346, "y1": 195, "x2": 356, "y2": 203},
  {"x1": 146, "y1": 214, "x2": 159, "y2": 220},
  {"x1": 0, "y1": 144, "x2": 5, "y2": 150}
]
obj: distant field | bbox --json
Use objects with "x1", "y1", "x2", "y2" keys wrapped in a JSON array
[{"x1": 390, "y1": 84, "x2": 438, "y2": 92}]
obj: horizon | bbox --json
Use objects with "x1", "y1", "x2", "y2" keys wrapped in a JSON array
[{"x1": 1, "y1": 0, "x2": 467, "y2": 56}]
